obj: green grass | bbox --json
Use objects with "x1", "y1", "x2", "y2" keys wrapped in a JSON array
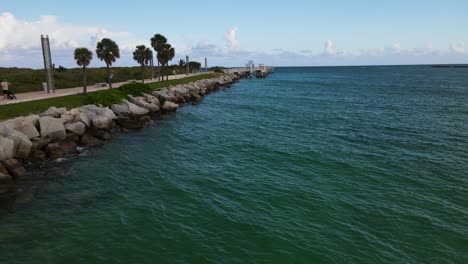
[
  {"x1": 0, "y1": 66, "x2": 217, "y2": 94},
  {"x1": 0, "y1": 73, "x2": 220, "y2": 121},
  {"x1": 147, "y1": 73, "x2": 219, "y2": 90}
]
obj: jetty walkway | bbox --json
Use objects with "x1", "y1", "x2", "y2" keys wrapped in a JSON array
[{"x1": 0, "y1": 72, "x2": 206, "y2": 106}]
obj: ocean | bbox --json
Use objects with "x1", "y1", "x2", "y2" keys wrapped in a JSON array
[{"x1": 0, "y1": 66, "x2": 467, "y2": 263}]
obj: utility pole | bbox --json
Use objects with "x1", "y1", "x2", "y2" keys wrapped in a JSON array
[
  {"x1": 186, "y1": 55, "x2": 189, "y2": 76},
  {"x1": 150, "y1": 52, "x2": 154, "y2": 80},
  {"x1": 41, "y1": 35, "x2": 55, "y2": 93}
]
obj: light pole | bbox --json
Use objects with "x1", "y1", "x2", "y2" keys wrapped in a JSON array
[{"x1": 41, "y1": 35, "x2": 55, "y2": 93}]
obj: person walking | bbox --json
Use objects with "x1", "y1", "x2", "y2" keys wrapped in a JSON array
[{"x1": 1, "y1": 80, "x2": 12, "y2": 100}]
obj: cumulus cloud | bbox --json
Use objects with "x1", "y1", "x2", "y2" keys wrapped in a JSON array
[
  {"x1": 450, "y1": 42, "x2": 465, "y2": 54},
  {"x1": 224, "y1": 27, "x2": 239, "y2": 50},
  {"x1": 0, "y1": 12, "x2": 138, "y2": 67},
  {"x1": 323, "y1": 40, "x2": 336, "y2": 56}
]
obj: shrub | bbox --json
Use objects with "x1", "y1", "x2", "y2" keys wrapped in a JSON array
[
  {"x1": 118, "y1": 83, "x2": 152, "y2": 96},
  {"x1": 87, "y1": 90, "x2": 125, "y2": 106},
  {"x1": 211, "y1": 66, "x2": 224, "y2": 73}
]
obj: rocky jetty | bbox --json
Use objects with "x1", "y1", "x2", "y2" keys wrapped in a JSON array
[{"x1": 0, "y1": 73, "x2": 240, "y2": 194}]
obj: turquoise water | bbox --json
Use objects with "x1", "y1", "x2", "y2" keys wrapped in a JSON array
[{"x1": 1, "y1": 66, "x2": 467, "y2": 263}]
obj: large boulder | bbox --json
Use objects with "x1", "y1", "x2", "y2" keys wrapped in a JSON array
[
  {"x1": 39, "y1": 116, "x2": 66, "y2": 142},
  {"x1": 80, "y1": 134, "x2": 104, "y2": 147},
  {"x1": 73, "y1": 112, "x2": 92, "y2": 127},
  {"x1": 122, "y1": 100, "x2": 149, "y2": 116},
  {"x1": 142, "y1": 93, "x2": 161, "y2": 108},
  {"x1": 117, "y1": 117, "x2": 144, "y2": 130},
  {"x1": 29, "y1": 149, "x2": 46, "y2": 161},
  {"x1": 65, "y1": 122, "x2": 86, "y2": 136},
  {"x1": 0, "y1": 126, "x2": 32, "y2": 159},
  {"x1": 58, "y1": 113, "x2": 75, "y2": 125},
  {"x1": 128, "y1": 95, "x2": 159, "y2": 112},
  {"x1": 59, "y1": 141, "x2": 77, "y2": 153},
  {"x1": 2, "y1": 159, "x2": 27, "y2": 178},
  {"x1": 40, "y1": 106, "x2": 66, "y2": 118},
  {"x1": 111, "y1": 104, "x2": 130, "y2": 117},
  {"x1": 45, "y1": 143, "x2": 64, "y2": 160},
  {"x1": 0, "y1": 115, "x2": 40, "y2": 130},
  {"x1": 161, "y1": 101, "x2": 179, "y2": 113},
  {"x1": 0, "y1": 136, "x2": 14, "y2": 162},
  {"x1": 31, "y1": 138, "x2": 50, "y2": 150},
  {"x1": 16, "y1": 123, "x2": 40, "y2": 139},
  {"x1": 0, "y1": 173, "x2": 12, "y2": 194},
  {"x1": 92, "y1": 116, "x2": 113, "y2": 130},
  {"x1": 171, "y1": 86, "x2": 191, "y2": 102},
  {"x1": 152, "y1": 88, "x2": 177, "y2": 103}
]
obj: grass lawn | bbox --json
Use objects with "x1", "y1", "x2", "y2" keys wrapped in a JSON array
[{"x1": 0, "y1": 73, "x2": 219, "y2": 121}]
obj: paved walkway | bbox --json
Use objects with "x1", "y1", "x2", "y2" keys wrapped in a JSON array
[{"x1": 0, "y1": 73, "x2": 206, "y2": 105}]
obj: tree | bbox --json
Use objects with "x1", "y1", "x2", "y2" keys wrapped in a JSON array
[
  {"x1": 178, "y1": 59, "x2": 185, "y2": 68},
  {"x1": 164, "y1": 45, "x2": 175, "y2": 80},
  {"x1": 150, "y1": 34, "x2": 167, "y2": 81},
  {"x1": 189, "y1": 61, "x2": 202, "y2": 72},
  {"x1": 73, "y1": 47, "x2": 93, "y2": 94},
  {"x1": 96, "y1": 38, "x2": 120, "y2": 89},
  {"x1": 133, "y1": 45, "x2": 152, "y2": 83}
]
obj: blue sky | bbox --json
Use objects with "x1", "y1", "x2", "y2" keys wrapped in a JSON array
[{"x1": 1, "y1": 0, "x2": 467, "y2": 67}]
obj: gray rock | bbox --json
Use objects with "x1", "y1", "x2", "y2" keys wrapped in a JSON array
[
  {"x1": 65, "y1": 122, "x2": 86, "y2": 136},
  {"x1": 0, "y1": 126, "x2": 32, "y2": 159},
  {"x1": 128, "y1": 95, "x2": 159, "y2": 112},
  {"x1": 80, "y1": 134, "x2": 104, "y2": 147},
  {"x1": 122, "y1": 100, "x2": 150, "y2": 116},
  {"x1": 40, "y1": 106, "x2": 66, "y2": 118},
  {"x1": 94, "y1": 130, "x2": 112, "y2": 141},
  {"x1": 16, "y1": 123, "x2": 40, "y2": 139},
  {"x1": 59, "y1": 141, "x2": 77, "y2": 153},
  {"x1": 111, "y1": 104, "x2": 130, "y2": 117},
  {"x1": 45, "y1": 143, "x2": 64, "y2": 160},
  {"x1": 58, "y1": 113, "x2": 75, "y2": 124},
  {"x1": 0, "y1": 139, "x2": 15, "y2": 161},
  {"x1": 142, "y1": 93, "x2": 161, "y2": 108},
  {"x1": 92, "y1": 116, "x2": 113, "y2": 130},
  {"x1": 117, "y1": 117, "x2": 144, "y2": 130},
  {"x1": 39, "y1": 116, "x2": 66, "y2": 142},
  {"x1": 161, "y1": 101, "x2": 179, "y2": 113},
  {"x1": 73, "y1": 112, "x2": 92, "y2": 127},
  {"x1": 31, "y1": 138, "x2": 50, "y2": 149}
]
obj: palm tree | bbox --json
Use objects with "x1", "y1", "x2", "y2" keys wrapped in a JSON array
[
  {"x1": 150, "y1": 34, "x2": 167, "y2": 81},
  {"x1": 96, "y1": 38, "x2": 120, "y2": 89},
  {"x1": 178, "y1": 59, "x2": 185, "y2": 68},
  {"x1": 165, "y1": 45, "x2": 175, "y2": 81},
  {"x1": 133, "y1": 45, "x2": 152, "y2": 83},
  {"x1": 155, "y1": 43, "x2": 175, "y2": 81},
  {"x1": 73, "y1": 47, "x2": 93, "y2": 94}
]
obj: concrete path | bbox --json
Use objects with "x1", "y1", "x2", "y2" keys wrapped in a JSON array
[{"x1": 0, "y1": 72, "x2": 206, "y2": 105}]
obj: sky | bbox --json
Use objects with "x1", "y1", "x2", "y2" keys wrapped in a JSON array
[{"x1": 0, "y1": 0, "x2": 467, "y2": 68}]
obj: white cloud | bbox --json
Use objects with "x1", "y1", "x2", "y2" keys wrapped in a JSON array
[
  {"x1": 0, "y1": 12, "x2": 139, "y2": 68},
  {"x1": 450, "y1": 42, "x2": 465, "y2": 54},
  {"x1": 323, "y1": 40, "x2": 336, "y2": 56},
  {"x1": 224, "y1": 27, "x2": 239, "y2": 50}
]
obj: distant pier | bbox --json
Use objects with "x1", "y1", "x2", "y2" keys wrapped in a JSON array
[{"x1": 226, "y1": 64, "x2": 275, "y2": 78}]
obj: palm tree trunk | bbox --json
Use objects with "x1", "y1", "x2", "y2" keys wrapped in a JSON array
[
  {"x1": 141, "y1": 64, "x2": 145, "y2": 84},
  {"x1": 83, "y1": 65, "x2": 87, "y2": 94},
  {"x1": 106, "y1": 65, "x2": 112, "y2": 89},
  {"x1": 158, "y1": 61, "x2": 161, "y2": 81}
]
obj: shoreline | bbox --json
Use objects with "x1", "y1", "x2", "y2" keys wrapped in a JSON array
[{"x1": 0, "y1": 71, "x2": 247, "y2": 206}]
